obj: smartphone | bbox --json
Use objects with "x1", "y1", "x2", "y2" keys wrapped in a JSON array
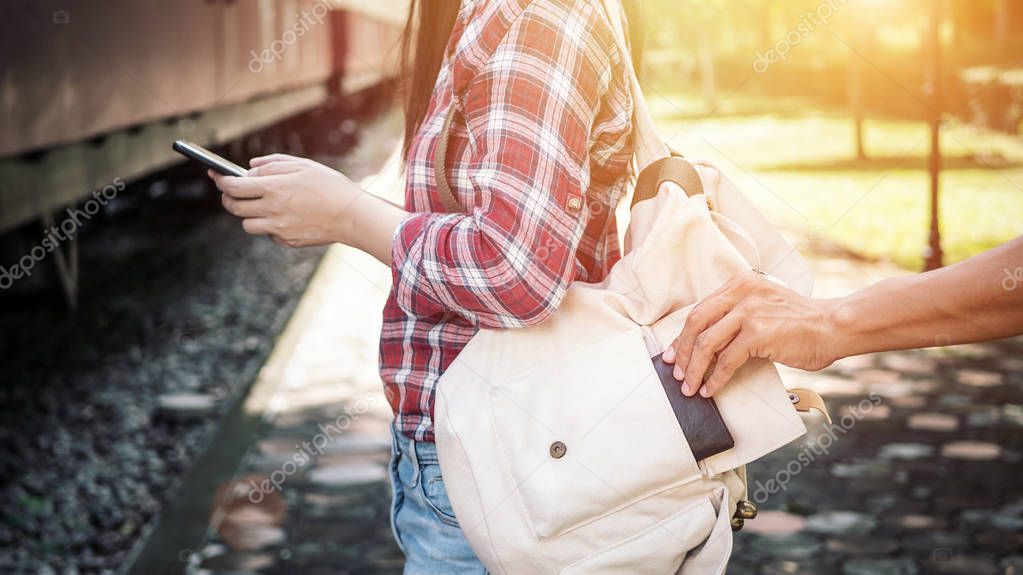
[{"x1": 172, "y1": 140, "x2": 248, "y2": 177}]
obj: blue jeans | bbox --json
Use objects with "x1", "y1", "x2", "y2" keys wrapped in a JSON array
[{"x1": 388, "y1": 424, "x2": 488, "y2": 574}]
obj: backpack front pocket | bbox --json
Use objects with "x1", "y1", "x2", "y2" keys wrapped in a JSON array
[{"x1": 490, "y1": 327, "x2": 704, "y2": 541}]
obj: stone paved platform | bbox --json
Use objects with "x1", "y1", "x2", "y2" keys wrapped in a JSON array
[{"x1": 183, "y1": 155, "x2": 1023, "y2": 574}]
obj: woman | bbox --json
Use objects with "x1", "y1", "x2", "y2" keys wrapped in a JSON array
[{"x1": 210, "y1": 0, "x2": 644, "y2": 571}]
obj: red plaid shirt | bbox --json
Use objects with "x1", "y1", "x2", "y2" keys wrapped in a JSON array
[{"x1": 381, "y1": 0, "x2": 635, "y2": 441}]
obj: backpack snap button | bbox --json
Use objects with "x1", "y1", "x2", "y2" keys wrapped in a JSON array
[{"x1": 549, "y1": 441, "x2": 567, "y2": 459}]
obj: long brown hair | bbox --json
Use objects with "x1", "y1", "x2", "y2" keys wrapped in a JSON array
[{"x1": 399, "y1": 0, "x2": 645, "y2": 159}]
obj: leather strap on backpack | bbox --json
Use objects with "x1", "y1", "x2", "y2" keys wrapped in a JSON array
[{"x1": 631, "y1": 155, "x2": 705, "y2": 209}]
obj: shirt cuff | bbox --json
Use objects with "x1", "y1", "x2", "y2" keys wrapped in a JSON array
[
  {"x1": 389, "y1": 211, "x2": 453, "y2": 318},
  {"x1": 391, "y1": 211, "x2": 430, "y2": 274}
]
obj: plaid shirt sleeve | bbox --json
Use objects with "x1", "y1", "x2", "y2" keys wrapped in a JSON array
[{"x1": 391, "y1": 0, "x2": 620, "y2": 328}]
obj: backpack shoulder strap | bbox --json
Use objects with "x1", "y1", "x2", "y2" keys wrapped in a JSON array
[
  {"x1": 631, "y1": 155, "x2": 704, "y2": 209},
  {"x1": 433, "y1": 104, "x2": 463, "y2": 213}
]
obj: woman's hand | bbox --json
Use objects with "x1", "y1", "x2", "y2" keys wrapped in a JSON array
[
  {"x1": 661, "y1": 272, "x2": 840, "y2": 398},
  {"x1": 208, "y1": 154, "x2": 364, "y2": 248}
]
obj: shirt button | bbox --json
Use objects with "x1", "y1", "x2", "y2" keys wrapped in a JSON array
[{"x1": 566, "y1": 197, "x2": 582, "y2": 213}]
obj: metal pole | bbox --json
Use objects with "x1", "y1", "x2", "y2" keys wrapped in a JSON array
[
  {"x1": 924, "y1": 0, "x2": 944, "y2": 271},
  {"x1": 850, "y1": 14, "x2": 866, "y2": 160}
]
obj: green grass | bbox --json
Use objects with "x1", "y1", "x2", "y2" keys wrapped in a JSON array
[{"x1": 650, "y1": 93, "x2": 1023, "y2": 269}]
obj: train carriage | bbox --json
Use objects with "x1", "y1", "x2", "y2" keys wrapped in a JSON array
[{"x1": 0, "y1": 0, "x2": 406, "y2": 305}]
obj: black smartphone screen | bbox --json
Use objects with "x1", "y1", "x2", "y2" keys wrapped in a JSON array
[{"x1": 172, "y1": 140, "x2": 248, "y2": 177}]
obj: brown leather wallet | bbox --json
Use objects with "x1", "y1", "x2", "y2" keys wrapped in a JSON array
[{"x1": 650, "y1": 356, "x2": 735, "y2": 461}]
